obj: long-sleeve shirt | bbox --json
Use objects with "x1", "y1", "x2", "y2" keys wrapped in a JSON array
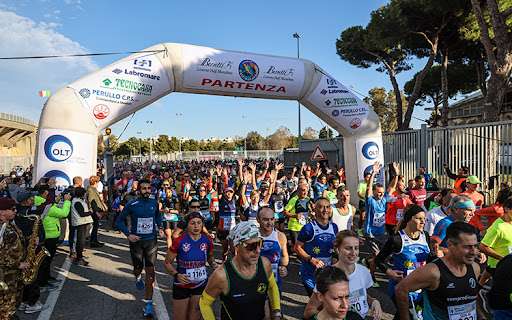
[{"x1": 116, "y1": 197, "x2": 161, "y2": 240}]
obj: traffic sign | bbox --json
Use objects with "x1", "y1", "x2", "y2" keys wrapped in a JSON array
[{"x1": 310, "y1": 145, "x2": 327, "y2": 161}]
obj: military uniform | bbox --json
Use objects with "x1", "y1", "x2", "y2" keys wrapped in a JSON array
[{"x1": 0, "y1": 221, "x2": 24, "y2": 320}]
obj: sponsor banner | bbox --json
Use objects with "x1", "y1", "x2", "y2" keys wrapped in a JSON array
[
  {"x1": 181, "y1": 45, "x2": 304, "y2": 98},
  {"x1": 69, "y1": 54, "x2": 171, "y2": 126},
  {"x1": 355, "y1": 137, "x2": 385, "y2": 185},
  {"x1": 306, "y1": 74, "x2": 369, "y2": 133},
  {"x1": 36, "y1": 129, "x2": 95, "y2": 193}
]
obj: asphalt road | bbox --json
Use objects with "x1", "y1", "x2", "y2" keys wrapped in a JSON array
[{"x1": 18, "y1": 223, "x2": 397, "y2": 320}]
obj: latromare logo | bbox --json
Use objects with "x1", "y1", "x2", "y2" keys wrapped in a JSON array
[{"x1": 44, "y1": 135, "x2": 73, "y2": 162}]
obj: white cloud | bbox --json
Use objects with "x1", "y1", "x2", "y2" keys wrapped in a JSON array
[{"x1": 0, "y1": 10, "x2": 97, "y2": 121}]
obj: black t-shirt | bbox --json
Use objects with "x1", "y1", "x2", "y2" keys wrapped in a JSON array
[{"x1": 489, "y1": 254, "x2": 512, "y2": 310}]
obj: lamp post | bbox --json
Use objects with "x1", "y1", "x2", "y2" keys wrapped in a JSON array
[
  {"x1": 176, "y1": 113, "x2": 183, "y2": 160},
  {"x1": 146, "y1": 120, "x2": 153, "y2": 161},
  {"x1": 242, "y1": 115, "x2": 248, "y2": 157},
  {"x1": 293, "y1": 32, "x2": 302, "y2": 143},
  {"x1": 136, "y1": 131, "x2": 142, "y2": 159}
]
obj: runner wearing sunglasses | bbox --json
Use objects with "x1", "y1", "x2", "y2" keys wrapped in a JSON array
[{"x1": 200, "y1": 221, "x2": 282, "y2": 320}]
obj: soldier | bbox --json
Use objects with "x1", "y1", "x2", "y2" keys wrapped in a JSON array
[{"x1": 0, "y1": 197, "x2": 28, "y2": 320}]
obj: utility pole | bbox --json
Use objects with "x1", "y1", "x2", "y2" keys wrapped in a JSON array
[{"x1": 293, "y1": 32, "x2": 302, "y2": 144}]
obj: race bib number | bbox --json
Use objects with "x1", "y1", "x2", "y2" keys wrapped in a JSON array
[
  {"x1": 349, "y1": 288, "x2": 369, "y2": 317},
  {"x1": 221, "y1": 217, "x2": 235, "y2": 231},
  {"x1": 298, "y1": 213, "x2": 308, "y2": 225},
  {"x1": 447, "y1": 301, "x2": 476, "y2": 320},
  {"x1": 137, "y1": 217, "x2": 154, "y2": 234},
  {"x1": 186, "y1": 267, "x2": 207, "y2": 283},
  {"x1": 396, "y1": 209, "x2": 404, "y2": 222},
  {"x1": 373, "y1": 212, "x2": 385, "y2": 227},
  {"x1": 274, "y1": 201, "x2": 284, "y2": 213}
]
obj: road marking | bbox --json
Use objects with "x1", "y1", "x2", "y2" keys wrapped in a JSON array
[
  {"x1": 37, "y1": 257, "x2": 71, "y2": 320},
  {"x1": 153, "y1": 279, "x2": 170, "y2": 320}
]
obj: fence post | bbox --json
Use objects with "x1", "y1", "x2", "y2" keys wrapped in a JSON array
[{"x1": 420, "y1": 124, "x2": 428, "y2": 170}]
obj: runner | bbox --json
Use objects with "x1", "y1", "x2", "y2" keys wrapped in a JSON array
[
  {"x1": 284, "y1": 183, "x2": 313, "y2": 248},
  {"x1": 425, "y1": 189, "x2": 454, "y2": 236},
  {"x1": 116, "y1": 180, "x2": 163, "y2": 318},
  {"x1": 164, "y1": 212, "x2": 216, "y2": 320},
  {"x1": 395, "y1": 222, "x2": 480, "y2": 320},
  {"x1": 217, "y1": 186, "x2": 238, "y2": 261},
  {"x1": 364, "y1": 161, "x2": 398, "y2": 284},
  {"x1": 462, "y1": 176, "x2": 485, "y2": 209},
  {"x1": 385, "y1": 176, "x2": 412, "y2": 235},
  {"x1": 357, "y1": 172, "x2": 371, "y2": 232},
  {"x1": 304, "y1": 230, "x2": 382, "y2": 319},
  {"x1": 431, "y1": 195, "x2": 475, "y2": 256},
  {"x1": 375, "y1": 204, "x2": 432, "y2": 319},
  {"x1": 159, "y1": 180, "x2": 180, "y2": 249},
  {"x1": 332, "y1": 186, "x2": 355, "y2": 231},
  {"x1": 322, "y1": 176, "x2": 340, "y2": 207},
  {"x1": 294, "y1": 197, "x2": 338, "y2": 296},
  {"x1": 306, "y1": 266, "x2": 364, "y2": 320},
  {"x1": 199, "y1": 221, "x2": 282, "y2": 320},
  {"x1": 407, "y1": 175, "x2": 427, "y2": 209},
  {"x1": 258, "y1": 207, "x2": 289, "y2": 291}
]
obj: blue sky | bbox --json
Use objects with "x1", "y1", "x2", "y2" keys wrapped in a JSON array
[{"x1": 0, "y1": 0, "x2": 430, "y2": 141}]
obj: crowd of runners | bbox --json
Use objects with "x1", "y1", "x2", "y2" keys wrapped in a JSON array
[{"x1": 1, "y1": 158, "x2": 512, "y2": 320}]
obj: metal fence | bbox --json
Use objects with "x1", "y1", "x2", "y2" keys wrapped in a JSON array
[
  {"x1": 383, "y1": 121, "x2": 512, "y2": 202},
  {"x1": 127, "y1": 150, "x2": 284, "y2": 162},
  {"x1": 0, "y1": 156, "x2": 33, "y2": 175}
]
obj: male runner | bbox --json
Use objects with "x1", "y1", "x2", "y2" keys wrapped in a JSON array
[
  {"x1": 116, "y1": 180, "x2": 163, "y2": 318},
  {"x1": 199, "y1": 221, "x2": 282, "y2": 320},
  {"x1": 395, "y1": 222, "x2": 480, "y2": 320}
]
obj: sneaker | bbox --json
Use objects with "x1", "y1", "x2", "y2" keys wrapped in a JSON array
[
  {"x1": 143, "y1": 301, "x2": 154, "y2": 318},
  {"x1": 478, "y1": 288, "x2": 490, "y2": 314},
  {"x1": 135, "y1": 275, "x2": 145, "y2": 291},
  {"x1": 372, "y1": 281, "x2": 381, "y2": 288},
  {"x1": 24, "y1": 301, "x2": 45, "y2": 314},
  {"x1": 18, "y1": 302, "x2": 28, "y2": 311}
]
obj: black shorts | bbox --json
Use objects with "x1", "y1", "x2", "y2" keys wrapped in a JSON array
[
  {"x1": 358, "y1": 200, "x2": 366, "y2": 211},
  {"x1": 129, "y1": 238, "x2": 158, "y2": 270},
  {"x1": 217, "y1": 230, "x2": 230, "y2": 241},
  {"x1": 163, "y1": 221, "x2": 175, "y2": 230},
  {"x1": 172, "y1": 283, "x2": 206, "y2": 300}
]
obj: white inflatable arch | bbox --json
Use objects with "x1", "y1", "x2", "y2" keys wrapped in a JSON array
[{"x1": 34, "y1": 43, "x2": 384, "y2": 201}]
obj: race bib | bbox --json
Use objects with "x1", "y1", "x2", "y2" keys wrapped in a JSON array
[
  {"x1": 396, "y1": 209, "x2": 404, "y2": 222},
  {"x1": 349, "y1": 288, "x2": 369, "y2": 317},
  {"x1": 373, "y1": 212, "x2": 385, "y2": 227},
  {"x1": 186, "y1": 267, "x2": 207, "y2": 283},
  {"x1": 136, "y1": 217, "x2": 154, "y2": 234},
  {"x1": 221, "y1": 217, "x2": 235, "y2": 231},
  {"x1": 298, "y1": 213, "x2": 308, "y2": 225},
  {"x1": 274, "y1": 201, "x2": 284, "y2": 213},
  {"x1": 447, "y1": 301, "x2": 476, "y2": 320},
  {"x1": 163, "y1": 213, "x2": 179, "y2": 222}
]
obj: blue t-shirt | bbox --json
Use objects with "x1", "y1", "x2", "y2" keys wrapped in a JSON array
[
  {"x1": 298, "y1": 220, "x2": 338, "y2": 279},
  {"x1": 432, "y1": 215, "x2": 455, "y2": 248},
  {"x1": 171, "y1": 233, "x2": 213, "y2": 289},
  {"x1": 313, "y1": 181, "x2": 328, "y2": 201},
  {"x1": 364, "y1": 193, "x2": 393, "y2": 236},
  {"x1": 116, "y1": 197, "x2": 162, "y2": 240}
]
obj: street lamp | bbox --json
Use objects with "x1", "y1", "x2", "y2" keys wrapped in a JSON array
[
  {"x1": 136, "y1": 131, "x2": 142, "y2": 158},
  {"x1": 242, "y1": 115, "x2": 248, "y2": 156},
  {"x1": 293, "y1": 32, "x2": 302, "y2": 143},
  {"x1": 146, "y1": 121, "x2": 153, "y2": 161},
  {"x1": 176, "y1": 113, "x2": 183, "y2": 159}
]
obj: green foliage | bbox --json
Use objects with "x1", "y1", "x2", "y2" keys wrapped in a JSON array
[
  {"x1": 318, "y1": 127, "x2": 334, "y2": 139},
  {"x1": 364, "y1": 88, "x2": 405, "y2": 132},
  {"x1": 302, "y1": 127, "x2": 318, "y2": 140}
]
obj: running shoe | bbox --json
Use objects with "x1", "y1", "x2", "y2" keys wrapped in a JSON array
[
  {"x1": 24, "y1": 301, "x2": 45, "y2": 314},
  {"x1": 18, "y1": 302, "x2": 28, "y2": 311},
  {"x1": 135, "y1": 275, "x2": 145, "y2": 291},
  {"x1": 143, "y1": 302, "x2": 154, "y2": 318}
]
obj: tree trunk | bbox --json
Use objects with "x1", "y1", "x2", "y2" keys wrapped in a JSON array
[
  {"x1": 401, "y1": 38, "x2": 439, "y2": 130},
  {"x1": 440, "y1": 50, "x2": 449, "y2": 127},
  {"x1": 471, "y1": 0, "x2": 512, "y2": 121},
  {"x1": 387, "y1": 64, "x2": 403, "y2": 130},
  {"x1": 475, "y1": 59, "x2": 487, "y2": 97}
]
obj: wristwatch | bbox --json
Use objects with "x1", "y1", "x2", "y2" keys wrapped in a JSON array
[{"x1": 271, "y1": 310, "x2": 282, "y2": 318}]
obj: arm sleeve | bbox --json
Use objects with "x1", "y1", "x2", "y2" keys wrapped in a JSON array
[
  {"x1": 199, "y1": 291, "x2": 216, "y2": 320},
  {"x1": 116, "y1": 205, "x2": 131, "y2": 237},
  {"x1": 267, "y1": 271, "x2": 281, "y2": 311},
  {"x1": 375, "y1": 234, "x2": 401, "y2": 273},
  {"x1": 48, "y1": 200, "x2": 71, "y2": 218}
]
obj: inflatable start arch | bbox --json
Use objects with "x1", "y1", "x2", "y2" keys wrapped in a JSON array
[{"x1": 34, "y1": 43, "x2": 384, "y2": 201}]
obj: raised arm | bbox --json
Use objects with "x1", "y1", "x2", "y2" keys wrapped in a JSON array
[
  {"x1": 366, "y1": 161, "x2": 381, "y2": 198},
  {"x1": 387, "y1": 162, "x2": 400, "y2": 194}
]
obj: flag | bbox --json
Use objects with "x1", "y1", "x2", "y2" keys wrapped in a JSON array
[{"x1": 38, "y1": 90, "x2": 51, "y2": 97}]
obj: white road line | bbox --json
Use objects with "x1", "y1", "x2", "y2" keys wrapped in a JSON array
[
  {"x1": 153, "y1": 279, "x2": 170, "y2": 320},
  {"x1": 37, "y1": 257, "x2": 72, "y2": 320}
]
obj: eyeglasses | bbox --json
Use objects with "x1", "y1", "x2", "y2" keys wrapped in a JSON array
[{"x1": 242, "y1": 239, "x2": 263, "y2": 252}]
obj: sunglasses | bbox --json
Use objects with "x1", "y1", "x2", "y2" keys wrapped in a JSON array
[
  {"x1": 190, "y1": 205, "x2": 200, "y2": 209},
  {"x1": 242, "y1": 239, "x2": 263, "y2": 251}
]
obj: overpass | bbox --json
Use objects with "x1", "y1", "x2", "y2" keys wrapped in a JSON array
[{"x1": 0, "y1": 112, "x2": 37, "y2": 173}]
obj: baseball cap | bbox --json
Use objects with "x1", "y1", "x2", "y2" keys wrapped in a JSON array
[
  {"x1": 225, "y1": 186, "x2": 234, "y2": 192},
  {"x1": 0, "y1": 197, "x2": 16, "y2": 210},
  {"x1": 467, "y1": 176, "x2": 481, "y2": 185},
  {"x1": 16, "y1": 190, "x2": 37, "y2": 203},
  {"x1": 228, "y1": 221, "x2": 262, "y2": 246}
]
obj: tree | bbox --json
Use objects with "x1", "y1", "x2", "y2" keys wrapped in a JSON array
[
  {"x1": 469, "y1": 0, "x2": 512, "y2": 121},
  {"x1": 364, "y1": 88, "x2": 405, "y2": 132},
  {"x1": 318, "y1": 126, "x2": 334, "y2": 139},
  {"x1": 154, "y1": 135, "x2": 171, "y2": 154},
  {"x1": 404, "y1": 63, "x2": 481, "y2": 126},
  {"x1": 302, "y1": 127, "x2": 318, "y2": 140},
  {"x1": 266, "y1": 126, "x2": 294, "y2": 149},
  {"x1": 245, "y1": 131, "x2": 264, "y2": 150}
]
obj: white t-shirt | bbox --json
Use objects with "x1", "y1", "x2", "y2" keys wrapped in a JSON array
[
  {"x1": 425, "y1": 206, "x2": 448, "y2": 236},
  {"x1": 332, "y1": 205, "x2": 354, "y2": 231},
  {"x1": 314, "y1": 263, "x2": 373, "y2": 319}
]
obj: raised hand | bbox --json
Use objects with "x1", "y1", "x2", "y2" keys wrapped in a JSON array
[{"x1": 372, "y1": 161, "x2": 381, "y2": 174}]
